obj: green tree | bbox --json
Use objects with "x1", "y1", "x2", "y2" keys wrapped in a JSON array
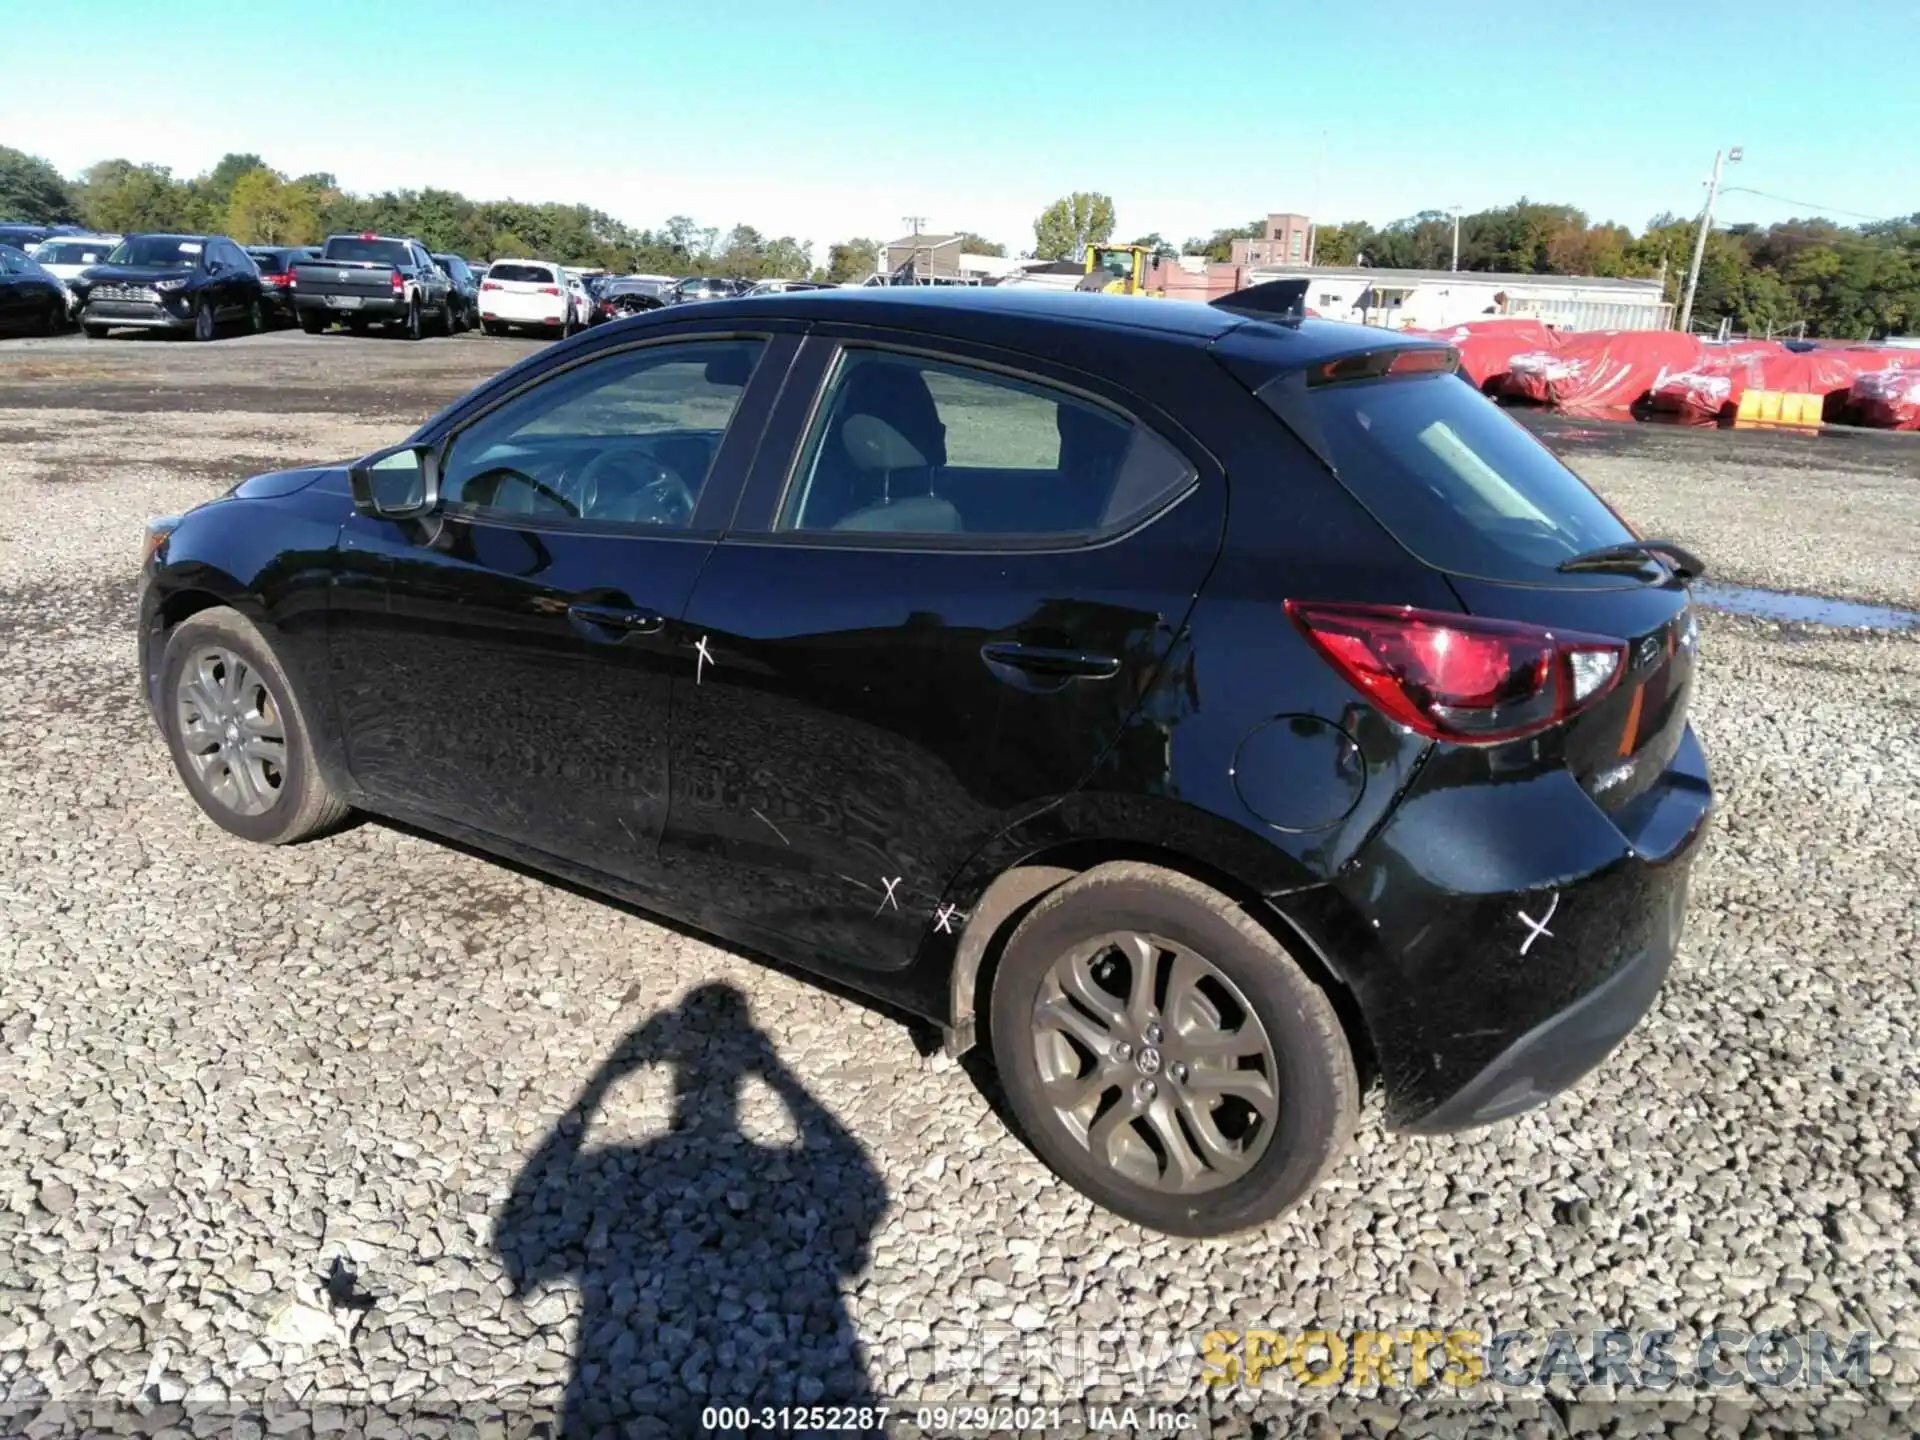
[
  {"x1": 956, "y1": 231, "x2": 1005, "y2": 257},
  {"x1": 77, "y1": 160, "x2": 194, "y2": 234},
  {"x1": 0, "y1": 146, "x2": 77, "y2": 223},
  {"x1": 824, "y1": 238, "x2": 880, "y2": 282},
  {"x1": 1033, "y1": 192, "x2": 1116, "y2": 262},
  {"x1": 226, "y1": 168, "x2": 321, "y2": 245}
]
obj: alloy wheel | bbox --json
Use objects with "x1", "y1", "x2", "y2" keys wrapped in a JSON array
[
  {"x1": 1030, "y1": 931, "x2": 1279, "y2": 1195},
  {"x1": 174, "y1": 646, "x2": 288, "y2": 816}
]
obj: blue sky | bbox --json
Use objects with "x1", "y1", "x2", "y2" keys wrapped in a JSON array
[{"x1": 3, "y1": 0, "x2": 1914, "y2": 259}]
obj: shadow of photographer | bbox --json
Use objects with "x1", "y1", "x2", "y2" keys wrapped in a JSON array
[{"x1": 496, "y1": 983, "x2": 889, "y2": 1437}]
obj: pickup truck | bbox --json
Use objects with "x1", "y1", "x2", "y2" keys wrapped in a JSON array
[{"x1": 291, "y1": 233, "x2": 454, "y2": 339}]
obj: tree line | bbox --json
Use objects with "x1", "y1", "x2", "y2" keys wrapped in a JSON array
[
  {"x1": 1171, "y1": 200, "x2": 1920, "y2": 340},
  {"x1": 5, "y1": 144, "x2": 1914, "y2": 337}
]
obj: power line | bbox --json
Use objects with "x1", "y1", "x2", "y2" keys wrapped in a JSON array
[{"x1": 1717, "y1": 187, "x2": 1902, "y2": 225}]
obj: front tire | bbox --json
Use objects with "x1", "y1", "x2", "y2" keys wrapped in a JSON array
[
  {"x1": 159, "y1": 608, "x2": 351, "y2": 846},
  {"x1": 192, "y1": 301, "x2": 216, "y2": 342},
  {"x1": 84, "y1": 323, "x2": 110, "y2": 339},
  {"x1": 986, "y1": 861, "x2": 1357, "y2": 1237}
]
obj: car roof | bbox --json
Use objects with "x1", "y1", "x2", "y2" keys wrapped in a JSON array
[{"x1": 699, "y1": 287, "x2": 1450, "y2": 376}]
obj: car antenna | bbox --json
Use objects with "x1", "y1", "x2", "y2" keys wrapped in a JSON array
[{"x1": 1211, "y1": 278, "x2": 1309, "y2": 327}]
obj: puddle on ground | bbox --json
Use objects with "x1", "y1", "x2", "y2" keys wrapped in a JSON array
[{"x1": 1693, "y1": 582, "x2": 1920, "y2": 632}]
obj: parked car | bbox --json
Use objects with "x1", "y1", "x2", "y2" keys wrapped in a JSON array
[
  {"x1": 566, "y1": 273, "x2": 595, "y2": 329},
  {"x1": 0, "y1": 244, "x2": 73, "y2": 335},
  {"x1": 430, "y1": 253, "x2": 481, "y2": 331},
  {"x1": 589, "y1": 277, "x2": 669, "y2": 323},
  {"x1": 245, "y1": 246, "x2": 320, "y2": 327},
  {"x1": 667, "y1": 275, "x2": 745, "y2": 305},
  {"x1": 29, "y1": 233, "x2": 121, "y2": 313},
  {"x1": 79, "y1": 233, "x2": 265, "y2": 341},
  {"x1": 135, "y1": 285, "x2": 1712, "y2": 1236},
  {"x1": 291, "y1": 233, "x2": 454, "y2": 339},
  {"x1": 743, "y1": 278, "x2": 836, "y2": 296},
  {"x1": 0, "y1": 223, "x2": 66, "y2": 249},
  {"x1": 475, "y1": 258, "x2": 577, "y2": 337}
]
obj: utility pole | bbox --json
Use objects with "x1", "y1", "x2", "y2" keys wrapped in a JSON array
[
  {"x1": 1447, "y1": 205, "x2": 1463, "y2": 271},
  {"x1": 1678, "y1": 147, "x2": 1740, "y2": 334},
  {"x1": 902, "y1": 215, "x2": 927, "y2": 284}
]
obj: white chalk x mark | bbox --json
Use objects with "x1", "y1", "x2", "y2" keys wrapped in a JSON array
[
  {"x1": 874, "y1": 876, "x2": 902, "y2": 916},
  {"x1": 1517, "y1": 892, "x2": 1559, "y2": 956},
  {"x1": 933, "y1": 903, "x2": 963, "y2": 935},
  {"x1": 753, "y1": 808, "x2": 790, "y2": 846},
  {"x1": 694, "y1": 635, "x2": 715, "y2": 684}
]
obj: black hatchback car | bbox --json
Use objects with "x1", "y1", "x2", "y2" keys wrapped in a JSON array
[
  {"x1": 0, "y1": 244, "x2": 72, "y2": 335},
  {"x1": 82, "y1": 233, "x2": 265, "y2": 340},
  {"x1": 136, "y1": 287, "x2": 1711, "y2": 1235}
]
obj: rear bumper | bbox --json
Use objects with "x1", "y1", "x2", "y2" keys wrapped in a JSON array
[
  {"x1": 296, "y1": 295, "x2": 409, "y2": 321},
  {"x1": 482, "y1": 310, "x2": 568, "y2": 328},
  {"x1": 1325, "y1": 722, "x2": 1712, "y2": 1131}
]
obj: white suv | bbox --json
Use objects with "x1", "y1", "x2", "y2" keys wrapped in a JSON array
[
  {"x1": 29, "y1": 234, "x2": 122, "y2": 312},
  {"x1": 477, "y1": 258, "x2": 576, "y2": 338}
]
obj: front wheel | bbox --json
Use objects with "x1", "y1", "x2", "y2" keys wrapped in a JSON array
[
  {"x1": 192, "y1": 300, "x2": 216, "y2": 342},
  {"x1": 159, "y1": 608, "x2": 351, "y2": 845},
  {"x1": 986, "y1": 861, "x2": 1357, "y2": 1237}
]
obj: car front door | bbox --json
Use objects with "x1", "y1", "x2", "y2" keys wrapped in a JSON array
[
  {"x1": 333, "y1": 328, "x2": 795, "y2": 900},
  {"x1": 660, "y1": 332, "x2": 1226, "y2": 999}
]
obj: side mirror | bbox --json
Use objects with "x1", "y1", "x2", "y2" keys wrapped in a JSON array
[{"x1": 349, "y1": 443, "x2": 440, "y2": 520}]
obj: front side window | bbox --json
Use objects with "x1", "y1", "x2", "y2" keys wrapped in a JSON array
[
  {"x1": 439, "y1": 339, "x2": 764, "y2": 529},
  {"x1": 776, "y1": 349, "x2": 1194, "y2": 541}
]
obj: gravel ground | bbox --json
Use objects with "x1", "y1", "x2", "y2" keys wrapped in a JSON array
[{"x1": 1, "y1": 335, "x2": 1916, "y2": 1438}]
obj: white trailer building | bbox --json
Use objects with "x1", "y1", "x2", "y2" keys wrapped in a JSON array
[{"x1": 1243, "y1": 264, "x2": 1673, "y2": 333}]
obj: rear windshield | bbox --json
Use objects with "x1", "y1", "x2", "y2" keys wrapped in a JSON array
[
  {"x1": 488, "y1": 263, "x2": 554, "y2": 283},
  {"x1": 33, "y1": 240, "x2": 117, "y2": 265},
  {"x1": 247, "y1": 251, "x2": 288, "y2": 273},
  {"x1": 1286, "y1": 373, "x2": 1635, "y2": 582},
  {"x1": 323, "y1": 238, "x2": 411, "y2": 265}
]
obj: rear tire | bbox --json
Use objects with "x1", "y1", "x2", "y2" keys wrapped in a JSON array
[
  {"x1": 247, "y1": 298, "x2": 266, "y2": 335},
  {"x1": 84, "y1": 323, "x2": 110, "y2": 339},
  {"x1": 399, "y1": 298, "x2": 422, "y2": 340},
  {"x1": 299, "y1": 312, "x2": 326, "y2": 335},
  {"x1": 41, "y1": 299, "x2": 64, "y2": 335},
  {"x1": 986, "y1": 860, "x2": 1357, "y2": 1237},
  {"x1": 159, "y1": 608, "x2": 352, "y2": 846},
  {"x1": 482, "y1": 320, "x2": 503, "y2": 337}
]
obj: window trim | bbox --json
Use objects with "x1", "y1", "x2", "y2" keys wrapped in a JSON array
[
  {"x1": 428, "y1": 328, "x2": 785, "y2": 539},
  {"x1": 753, "y1": 338, "x2": 1202, "y2": 555}
]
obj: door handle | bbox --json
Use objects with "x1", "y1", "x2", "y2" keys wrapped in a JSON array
[
  {"x1": 980, "y1": 642, "x2": 1121, "y2": 691},
  {"x1": 567, "y1": 602, "x2": 664, "y2": 639}
]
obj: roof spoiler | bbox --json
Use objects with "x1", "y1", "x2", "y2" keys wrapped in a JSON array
[{"x1": 1211, "y1": 278, "x2": 1309, "y2": 326}]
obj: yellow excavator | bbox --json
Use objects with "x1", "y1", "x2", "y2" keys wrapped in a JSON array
[{"x1": 1079, "y1": 244, "x2": 1160, "y2": 297}]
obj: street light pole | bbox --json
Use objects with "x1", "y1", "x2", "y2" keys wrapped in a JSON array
[
  {"x1": 1448, "y1": 205, "x2": 1462, "y2": 271},
  {"x1": 1678, "y1": 147, "x2": 1740, "y2": 334}
]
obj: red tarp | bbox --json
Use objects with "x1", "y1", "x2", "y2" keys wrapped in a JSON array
[
  {"x1": 1409, "y1": 318, "x2": 1562, "y2": 391},
  {"x1": 1650, "y1": 343, "x2": 1870, "y2": 422},
  {"x1": 1845, "y1": 368, "x2": 1920, "y2": 430},
  {"x1": 1503, "y1": 330, "x2": 1706, "y2": 412}
]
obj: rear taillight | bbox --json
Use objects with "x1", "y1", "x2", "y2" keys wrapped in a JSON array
[
  {"x1": 390, "y1": 270, "x2": 405, "y2": 294},
  {"x1": 480, "y1": 280, "x2": 499, "y2": 291},
  {"x1": 265, "y1": 273, "x2": 290, "y2": 286},
  {"x1": 1285, "y1": 601, "x2": 1625, "y2": 743},
  {"x1": 538, "y1": 285, "x2": 561, "y2": 296}
]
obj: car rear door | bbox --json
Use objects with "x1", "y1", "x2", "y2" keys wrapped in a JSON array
[
  {"x1": 333, "y1": 325, "x2": 798, "y2": 903},
  {"x1": 659, "y1": 328, "x2": 1225, "y2": 997}
]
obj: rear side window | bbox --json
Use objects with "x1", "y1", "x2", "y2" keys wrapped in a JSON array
[
  {"x1": 777, "y1": 349, "x2": 1195, "y2": 541},
  {"x1": 488, "y1": 262, "x2": 554, "y2": 283},
  {"x1": 1285, "y1": 373, "x2": 1634, "y2": 581}
]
